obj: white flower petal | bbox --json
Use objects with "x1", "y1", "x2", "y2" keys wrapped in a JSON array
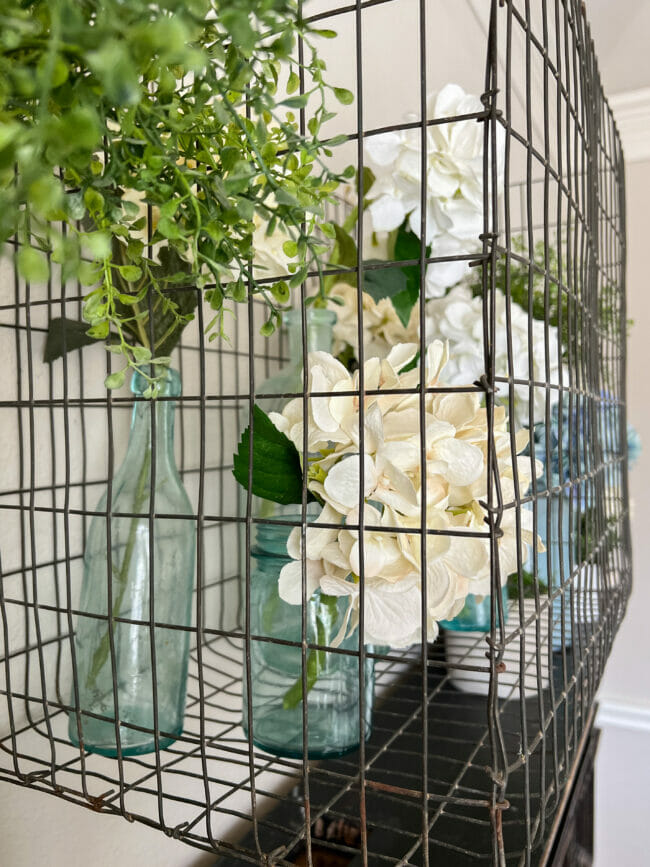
[
  {"x1": 278, "y1": 559, "x2": 322, "y2": 605},
  {"x1": 434, "y1": 438, "x2": 484, "y2": 486},
  {"x1": 366, "y1": 131, "x2": 403, "y2": 166},
  {"x1": 368, "y1": 195, "x2": 408, "y2": 233},
  {"x1": 323, "y1": 454, "x2": 378, "y2": 510}
]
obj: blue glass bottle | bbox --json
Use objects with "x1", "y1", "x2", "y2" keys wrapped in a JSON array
[
  {"x1": 68, "y1": 368, "x2": 195, "y2": 756},
  {"x1": 243, "y1": 521, "x2": 374, "y2": 759}
]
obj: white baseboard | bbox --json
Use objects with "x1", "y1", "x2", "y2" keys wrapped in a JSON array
[{"x1": 597, "y1": 699, "x2": 650, "y2": 733}]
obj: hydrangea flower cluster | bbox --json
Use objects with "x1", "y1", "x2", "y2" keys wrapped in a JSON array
[
  {"x1": 328, "y1": 282, "x2": 418, "y2": 360},
  {"x1": 269, "y1": 341, "x2": 540, "y2": 648},
  {"x1": 365, "y1": 83, "x2": 505, "y2": 298},
  {"x1": 425, "y1": 285, "x2": 565, "y2": 429}
]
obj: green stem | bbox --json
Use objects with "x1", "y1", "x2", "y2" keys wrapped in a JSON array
[
  {"x1": 86, "y1": 449, "x2": 152, "y2": 688},
  {"x1": 281, "y1": 594, "x2": 339, "y2": 710}
]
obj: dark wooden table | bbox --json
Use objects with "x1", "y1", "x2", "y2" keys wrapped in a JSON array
[{"x1": 215, "y1": 640, "x2": 599, "y2": 866}]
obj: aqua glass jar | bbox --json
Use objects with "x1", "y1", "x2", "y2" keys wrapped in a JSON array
[
  {"x1": 68, "y1": 367, "x2": 195, "y2": 756},
  {"x1": 242, "y1": 520, "x2": 374, "y2": 759},
  {"x1": 240, "y1": 307, "x2": 338, "y2": 536},
  {"x1": 440, "y1": 585, "x2": 509, "y2": 632}
]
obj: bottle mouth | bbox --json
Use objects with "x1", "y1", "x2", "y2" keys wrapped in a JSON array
[{"x1": 131, "y1": 366, "x2": 181, "y2": 398}]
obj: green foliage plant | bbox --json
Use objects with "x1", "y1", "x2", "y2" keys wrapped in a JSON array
[{"x1": 0, "y1": 0, "x2": 353, "y2": 395}]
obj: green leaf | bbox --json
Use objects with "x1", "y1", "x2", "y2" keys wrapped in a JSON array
[
  {"x1": 362, "y1": 166, "x2": 376, "y2": 197},
  {"x1": 117, "y1": 264, "x2": 143, "y2": 282},
  {"x1": 17, "y1": 247, "x2": 49, "y2": 283},
  {"x1": 233, "y1": 405, "x2": 306, "y2": 505},
  {"x1": 323, "y1": 223, "x2": 357, "y2": 291},
  {"x1": 281, "y1": 93, "x2": 309, "y2": 109},
  {"x1": 87, "y1": 41, "x2": 140, "y2": 106},
  {"x1": 282, "y1": 239, "x2": 298, "y2": 258},
  {"x1": 363, "y1": 262, "x2": 418, "y2": 328},
  {"x1": 104, "y1": 370, "x2": 126, "y2": 390},
  {"x1": 364, "y1": 223, "x2": 427, "y2": 327},
  {"x1": 287, "y1": 70, "x2": 300, "y2": 94},
  {"x1": 270, "y1": 280, "x2": 290, "y2": 303},
  {"x1": 333, "y1": 87, "x2": 354, "y2": 105},
  {"x1": 84, "y1": 231, "x2": 111, "y2": 259}
]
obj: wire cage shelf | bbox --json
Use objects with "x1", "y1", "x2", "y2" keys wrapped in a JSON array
[{"x1": 0, "y1": 1, "x2": 630, "y2": 865}]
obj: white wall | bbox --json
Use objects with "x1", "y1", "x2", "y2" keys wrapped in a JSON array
[{"x1": 593, "y1": 155, "x2": 650, "y2": 867}]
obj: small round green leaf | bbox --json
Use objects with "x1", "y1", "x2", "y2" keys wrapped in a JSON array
[
  {"x1": 333, "y1": 87, "x2": 354, "y2": 105},
  {"x1": 105, "y1": 370, "x2": 126, "y2": 390}
]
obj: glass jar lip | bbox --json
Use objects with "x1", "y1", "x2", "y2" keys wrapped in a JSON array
[
  {"x1": 131, "y1": 366, "x2": 181, "y2": 397},
  {"x1": 284, "y1": 307, "x2": 337, "y2": 327}
]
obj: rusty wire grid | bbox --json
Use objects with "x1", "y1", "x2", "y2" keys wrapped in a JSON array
[{"x1": 0, "y1": 1, "x2": 630, "y2": 865}]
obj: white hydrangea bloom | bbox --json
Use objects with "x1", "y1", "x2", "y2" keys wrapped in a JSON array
[
  {"x1": 425, "y1": 285, "x2": 566, "y2": 428},
  {"x1": 364, "y1": 83, "x2": 505, "y2": 298},
  {"x1": 327, "y1": 282, "x2": 418, "y2": 360},
  {"x1": 273, "y1": 341, "x2": 540, "y2": 648}
]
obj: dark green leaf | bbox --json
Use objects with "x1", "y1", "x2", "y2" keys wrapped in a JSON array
[
  {"x1": 363, "y1": 262, "x2": 418, "y2": 328},
  {"x1": 233, "y1": 405, "x2": 306, "y2": 505},
  {"x1": 44, "y1": 316, "x2": 108, "y2": 362}
]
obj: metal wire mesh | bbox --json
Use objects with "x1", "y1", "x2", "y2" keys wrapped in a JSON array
[{"x1": 0, "y1": 1, "x2": 630, "y2": 865}]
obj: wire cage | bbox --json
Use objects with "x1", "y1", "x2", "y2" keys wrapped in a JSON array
[{"x1": 0, "y1": 1, "x2": 630, "y2": 866}]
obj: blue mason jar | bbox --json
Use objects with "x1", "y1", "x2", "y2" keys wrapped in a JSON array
[
  {"x1": 242, "y1": 520, "x2": 374, "y2": 759},
  {"x1": 532, "y1": 491, "x2": 574, "y2": 650},
  {"x1": 68, "y1": 368, "x2": 195, "y2": 756}
]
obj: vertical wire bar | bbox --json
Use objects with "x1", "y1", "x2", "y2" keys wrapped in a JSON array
[
  {"x1": 296, "y1": 10, "x2": 314, "y2": 864},
  {"x1": 522, "y1": 0, "x2": 548, "y2": 846},
  {"x1": 23, "y1": 244, "x2": 58, "y2": 782},
  {"x1": 354, "y1": 2, "x2": 369, "y2": 864},
  {"x1": 145, "y1": 211, "x2": 165, "y2": 825},
  {"x1": 501, "y1": 2, "x2": 533, "y2": 858},
  {"x1": 193, "y1": 294, "x2": 217, "y2": 848},
  {"x1": 46, "y1": 234, "x2": 64, "y2": 719},
  {"x1": 103, "y1": 273, "x2": 127, "y2": 816},
  {"x1": 2, "y1": 187, "x2": 27, "y2": 779},
  {"x1": 483, "y1": 6, "x2": 508, "y2": 865},
  {"x1": 59, "y1": 205, "x2": 89, "y2": 797},
  {"x1": 539, "y1": 0, "x2": 562, "y2": 811},
  {"x1": 553, "y1": 0, "x2": 571, "y2": 786},
  {"x1": 417, "y1": 1, "x2": 430, "y2": 864},
  {"x1": 243, "y1": 188, "x2": 264, "y2": 861},
  {"x1": 566, "y1": 0, "x2": 583, "y2": 757}
]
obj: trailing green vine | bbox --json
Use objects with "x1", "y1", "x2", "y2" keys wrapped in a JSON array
[{"x1": 0, "y1": 0, "x2": 352, "y2": 394}]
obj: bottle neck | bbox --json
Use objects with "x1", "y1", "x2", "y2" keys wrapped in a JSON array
[
  {"x1": 122, "y1": 368, "x2": 181, "y2": 476},
  {"x1": 285, "y1": 308, "x2": 337, "y2": 368}
]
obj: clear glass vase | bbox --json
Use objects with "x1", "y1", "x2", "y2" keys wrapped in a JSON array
[
  {"x1": 242, "y1": 521, "x2": 374, "y2": 759},
  {"x1": 254, "y1": 307, "x2": 338, "y2": 416},
  {"x1": 68, "y1": 367, "x2": 195, "y2": 756}
]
